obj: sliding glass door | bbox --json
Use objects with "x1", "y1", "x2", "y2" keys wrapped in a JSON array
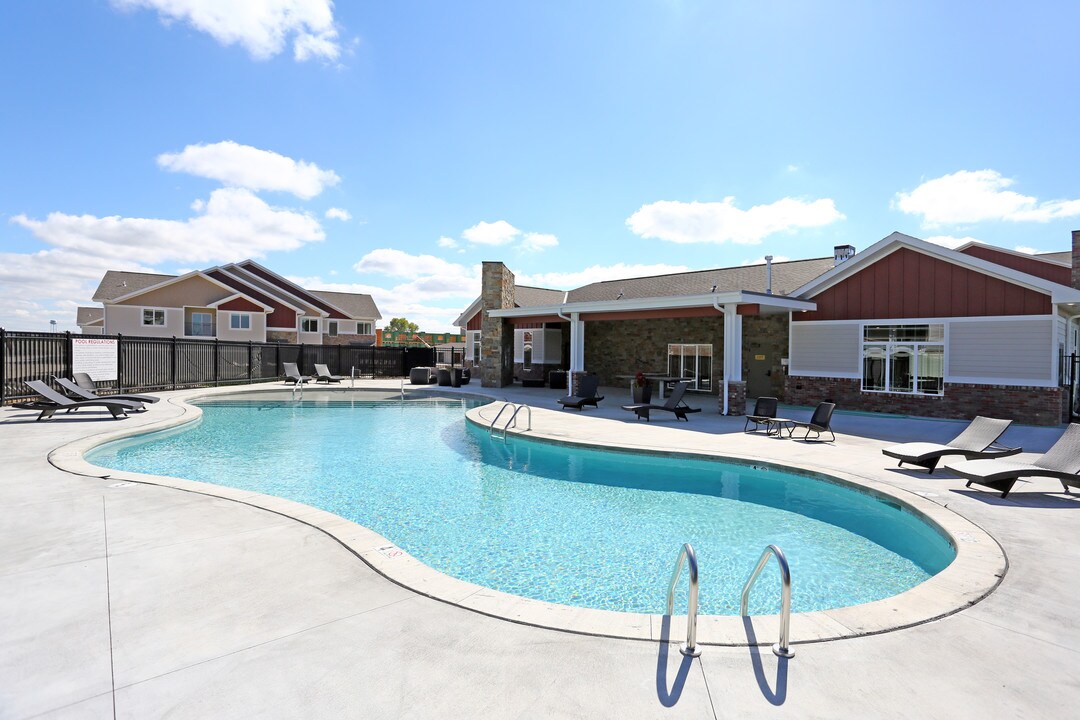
[{"x1": 667, "y1": 344, "x2": 713, "y2": 391}]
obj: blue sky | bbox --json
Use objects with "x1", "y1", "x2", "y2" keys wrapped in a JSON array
[{"x1": 2, "y1": 0, "x2": 1079, "y2": 332}]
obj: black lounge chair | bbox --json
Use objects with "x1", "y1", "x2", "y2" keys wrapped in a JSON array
[
  {"x1": 283, "y1": 362, "x2": 310, "y2": 385},
  {"x1": 881, "y1": 416, "x2": 1020, "y2": 473},
  {"x1": 60, "y1": 376, "x2": 159, "y2": 406},
  {"x1": 20, "y1": 380, "x2": 140, "y2": 421},
  {"x1": 622, "y1": 381, "x2": 701, "y2": 422},
  {"x1": 946, "y1": 424, "x2": 1080, "y2": 499},
  {"x1": 788, "y1": 402, "x2": 836, "y2": 442},
  {"x1": 313, "y1": 363, "x2": 344, "y2": 384},
  {"x1": 557, "y1": 375, "x2": 604, "y2": 411},
  {"x1": 744, "y1": 397, "x2": 778, "y2": 433}
]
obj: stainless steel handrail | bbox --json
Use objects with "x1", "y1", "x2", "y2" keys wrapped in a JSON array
[
  {"x1": 489, "y1": 403, "x2": 516, "y2": 436},
  {"x1": 490, "y1": 403, "x2": 532, "y2": 440},
  {"x1": 740, "y1": 544, "x2": 794, "y2": 658},
  {"x1": 665, "y1": 543, "x2": 701, "y2": 657}
]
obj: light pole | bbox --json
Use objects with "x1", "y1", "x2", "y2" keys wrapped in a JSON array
[{"x1": 49, "y1": 320, "x2": 57, "y2": 334}]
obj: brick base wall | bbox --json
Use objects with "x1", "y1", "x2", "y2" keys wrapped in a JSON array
[
  {"x1": 724, "y1": 381, "x2": 747, "y2": 416},
  {"x1": 785, "y1": 376, "x2": 1064, "y2": 426}
]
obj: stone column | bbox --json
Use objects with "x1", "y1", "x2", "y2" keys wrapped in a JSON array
[
  {"x1": 1072, "y1": 229, "x2": 1080, "y2": 291},
  {"x1": 480, "y1": 262, "x2": 515, "y2": 388}
]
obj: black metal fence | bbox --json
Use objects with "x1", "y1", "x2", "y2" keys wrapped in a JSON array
[
  {"x1": 1062, "y1": 352, "x2": 1079, "y2": 421},
  {"x1": 1, "y1": 329, "x2": 462, "y2": 404}
]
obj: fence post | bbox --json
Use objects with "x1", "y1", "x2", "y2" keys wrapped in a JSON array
[
  {"x1": 171, "y1": 336, "x2": 177, "y2": 391},
  {"x1": 275, "y1": 344, "x2": 281, "y2": 379},
  {"x1": 248, "y1": 341, "x2": 253, "y2": 384},
  {"x1": 299, "y1": 343, "x2": 305, "y2": 374},
  {"x1": 116, "y1": 334, "x2": 124, "y2": 393},
  {"x1": 64, "y1": 331, "x2": 73, "y2": 380},
  {"x1": 1, "y1": 327, "x2": 6, "y2": 405},
  {"x1": 213, "y1": 339, "x2": 219, "y2": 387}
]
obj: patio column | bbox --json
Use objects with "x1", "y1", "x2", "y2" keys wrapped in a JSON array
[
  {"x1": 568, "y1": 313, "x2": 585, "y2": 374},
  {"x1": 722, "y1": 303, "x2": 743, "y2": 415}
]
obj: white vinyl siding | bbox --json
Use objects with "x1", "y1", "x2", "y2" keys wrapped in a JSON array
[
  {"x1": 789, "y1": 322, "x2": 860, "y2": 376},
  {"x1": 948, "y1": 318, "x2": 1054, "y2": 384}
]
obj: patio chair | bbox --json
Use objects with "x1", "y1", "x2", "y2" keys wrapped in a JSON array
[
  {"x1": 313, "y1": 363, "x2": 344, "y2": 384},
  {"x1": 946, "y1": 423, "x2": 1080, "y2": 499},
  {"x1": 744, "y1": 397, "x2": 778, "y2": 433},
  {"x1": 788, "y1": 402, "x2": 836, "y2": 442},
  {"x1": 557, "y1": 375, "x2": 605, "y2": 411},
  {"x1": 621, "y1": 381, "x2": 701, "y2": 422},
  {"x1": 283, "y1": 362, "x2": 309, "y2": 385},
  {"x1": 20, "y1": 380, "x2": 140, "y2": 421},
  {"x1": 55, "y1": 377, "x2": 157, "y2": 410},
  {"x1": 881, "y1": 416, "x2": 1020, "y2": 473}
]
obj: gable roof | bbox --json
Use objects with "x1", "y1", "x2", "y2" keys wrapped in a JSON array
[
  {"x1": 236, "y1": 260, "x2": 353, "y2": 319},
  {"x1": 312, "y1": 291, "x2": 382, "y2": 320},
  {"x1": 76, "y1": 307, "x2": 104, "y2": 325},
  {"x1": 566, "y1": 257, "x2": 834, "y2": 303},
  {"x1": 793, "y1": 232, "x2": 1080, "y2": 304},
  {"x1": 92, "y1": 271, "x2": 176, "y2": 302},
  {"x1": 453, "y1": 283, "x2": 565, "y2": 327}
]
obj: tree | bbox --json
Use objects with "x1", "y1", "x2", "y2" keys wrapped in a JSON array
[{"x1": 386, "y1": 317, "x2": 419, "y2": 335}]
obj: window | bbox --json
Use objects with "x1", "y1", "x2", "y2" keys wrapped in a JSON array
[
  {"x1": 189, "y1": 312, "x2": 213, "y2": 337},
  {"x1": 230, "y1": 313, "x2": 251, "y2": 330},
  {"x1": 357, "y1": 322, "x2": 372, "y2": 335},
  {"x1": 667, "y1": 344, "x2": 713, "y2": 391},
  {"x1": 862, "y1": 324, "x2": 944, "y2": 395},
  {"x1": 142, "y1": 309, "x2": 166, "y2": 326},
  {"x1": 522, "y1": 331, "x2": 533, "y2": 369},
  {"x1": 301, "y1": 318, "x2": 319, "y2": 333},
  {"x1": 328, "y1": 321, "x2": 338, "y2": 336}
]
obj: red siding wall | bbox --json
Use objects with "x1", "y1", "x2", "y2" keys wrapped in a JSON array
[
  {"x1": 801, "y1": 248, "x2": 1051, "y2": 321},
  {"x1": 466, "y1": 312, "x2": 482, "y2": 331},
  {"x1": 240, "y1": 263, "x2": 349, "y2": 319},
  {"x1": 960, "y1": 245, "x2": 1072, "y2": 286},
  {"x1": 206, "y1": 270, "x2": 296, "y2": 329},
  {"x1": 218, "y1": 297, "x2": 264, "y2": 312}
]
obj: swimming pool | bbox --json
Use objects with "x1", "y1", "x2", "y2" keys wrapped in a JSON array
[{"x1": 86, "y1": 393, "x2": 956, "y2": 616}]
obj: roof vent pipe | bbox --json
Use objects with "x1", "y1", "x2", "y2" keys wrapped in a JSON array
[{"x1": 765, "y1": 256, "x2": 773, "y2": 295}]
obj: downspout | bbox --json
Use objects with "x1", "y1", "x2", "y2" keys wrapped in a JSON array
[
  {"x1": 713, "y1": 296, "x2": 728, "y2": 415},
  {"x1": 557, "y1": 306, "x2": 573, "y2": 374}
]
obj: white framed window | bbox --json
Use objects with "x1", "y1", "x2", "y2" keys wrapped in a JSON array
[
  {"x1": 188, "y1": 312, "x2": 213, "y2": 337},
  {"x1": 470, "y1": 331, "x2": 481, "y2": 365},
  {"x1": 357, "y1": 322, "x2": 372, "y2": 335},
  {"x1": 230, "y1": 313, "x2": 251, "y2": 330},
  {"x1": 142, "y1": 308, "x2": 166, "y2": 326},
  {"x1": 328, "y1": 320, "x2": 338, "y2": 336},
  {"x1": 667, "y1": 344, "x2": 713, "y2": 391},
  {"x1": 301, "y1": 318, "x2": 319, "y2": 333},
  {"x1": 862, "y1": 324, "x2": 944, "y2": 395}
]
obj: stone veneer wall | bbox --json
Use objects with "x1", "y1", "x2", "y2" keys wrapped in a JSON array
[
  {"x1": 320, "y1": 333, "x2": 376, "y2": 346},
  {"x1": 741, "y1": 313, "x2": 789, "y2": 400},
  {"x1": 784, "y1": 376, "x2": 1064, "y2": 426},
  {"x1": 266, "y1": 330, "x2": 297, "y2": 343},
  {"x1": 1072, "y1": 229, "x2": 1080, "y2": 290},
  {"x1": 480, "y1": 262, "x2": 515, "y2": 387}
]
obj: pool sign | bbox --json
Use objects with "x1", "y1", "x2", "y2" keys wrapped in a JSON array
[
  {"x1": 375, "y1": 544, "x2": 404, "y2": 559},
  {"x1": 72, "y1": 337, "x2": 118, "y2": 381}
]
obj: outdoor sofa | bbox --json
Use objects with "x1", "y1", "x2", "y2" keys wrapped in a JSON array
[
  {"x1": 945, "y1": 423, "x2": 1080, "y2": 498},
  {"x1": 881, "y1": 416, "x2": 1020, "y2": 473}
]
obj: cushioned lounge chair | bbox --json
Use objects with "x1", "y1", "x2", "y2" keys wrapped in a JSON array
[
  {"x1": 881, "y1": 416, "x2": 1020, "y2": 473},
  {"x1": 20, "y1": 380, "x2": 140, "y2": 421},
  {"x1": 557, "y1": 375, "x2": 604, "y2": 411},
  {"x1": 946, "y1": 423, "x2": 1080, "y2": 498},
  {"x1": 622, "y1": 381, "x2": 701, "y2": 422},
  {"x1": 313, "y1": 363, "x2": 344, "y2": 384},
  {"x1": 283, "y1": 362, "x2": 309, "y2": 385},
  {"x1": 744, "y1": 396, "x2": 778, "y2": 433},
  {"x1": 788, "y1": 402, "x2": 836, "y2": 442},
  {"x1": 58, "y1": 377, "x2": 158, "y2": 407}
]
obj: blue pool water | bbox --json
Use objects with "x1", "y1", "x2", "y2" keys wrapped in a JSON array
[{"x1": 87, "y1": 394, "x2": 955, "y2": 615}]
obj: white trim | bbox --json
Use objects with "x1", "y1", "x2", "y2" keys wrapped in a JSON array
[
  {"x1": 300, "y1": 317, "x2": 320, "y2": 333},
  {"x1": 112, "y1": 271, "x2": 237, "y2": 305},
  {"x1": 454, "y1": 297, "x2": 483, "y2": 328},
  {"x1": 954, "y1": 241, "x2": 1071, "y2": 267},
  {"x1": 207, "y1": 292, "x2": 274, "y2": 312},
  {"x1": 791, "y1": 232, "x2": 1080, "y2": 304},
  {"x1": 228, "y1": 312, "x2": 252, "y2": 331},
  {"x1": 489, "y1": 290, "x2": 816, "y2": 319},
  {"x1": 139, "y1": 307, "x2": 168, "y2": 326},
  {"x1": 218, "y1": 266, "x2": 319, "y2": 315},
  {"x1": 787, "y1": 370, "x2": 861, "y2": 379},
  {"x1": 235, "y1": 260, "x2": 354, "y2": 319}
]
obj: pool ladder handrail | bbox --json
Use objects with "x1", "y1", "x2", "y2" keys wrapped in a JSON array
[
  {"x1": 666, "y1": 543, "x2": 701, "y2": 657},
  {"x1": 489, "y1": 403, "x2": 531, "y2": 440},
  {"x1": 740, "y1": 544, "x2": 794, "y2": 658}
]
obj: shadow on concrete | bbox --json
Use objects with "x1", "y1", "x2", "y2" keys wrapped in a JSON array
[
  {"x1": 949, "y1": 486, "x2": 1080, "y2": 508},
  {"x1": 655, "y1": 615, "x2": 695, "y2": 707},
  {"x1": 742, "y1": 616, "x2": 789, "y2": 706}
]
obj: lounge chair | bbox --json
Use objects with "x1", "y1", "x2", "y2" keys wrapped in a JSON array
[
  {"x1": 54, "y1": 377, "x2": 156, "y2": 410},
  {"x1": 744, "y1": 397, "x2": 778, "y2": 433},
  {"x1": 283, "y1": 362, "x2": 310, "y2": 385},
  {"x1": 313, "y1": 363, "x2": 344, "y2": 384},
  {"x1": 946, "y1": 423, "x2": 1080, "y2": 498},
  {"x1": 20, "y1": 380, "x2": 140, "y2": 421},
  {"x1": 788, "y1": 402, "x2": 836, "y2": 442},
  {"x1": 557, "y1": 375, "x2": 604, "y2": 411},
  {"x1": 881, "y1": 416, "x2": 1020, "y2": 473},
  {"x1": 622, "y1": 381, "x2": 701, "y2": 422}
]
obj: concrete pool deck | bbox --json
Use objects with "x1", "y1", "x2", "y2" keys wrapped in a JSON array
[{"x1": 2, "y1": 380, "x2": 1078, "y2": 718}]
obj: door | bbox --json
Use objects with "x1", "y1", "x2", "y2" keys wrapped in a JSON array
[{"x1": 747, "y1": 352, "x2": 772, "y2": 398}]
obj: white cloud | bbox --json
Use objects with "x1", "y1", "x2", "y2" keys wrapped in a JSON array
[
  {"x1": 294, "y1": 275, "x2": 479, "y2": 333},
  {"x1": 894, "y1": 170, "x2": 1080, "y2": 226},
  {"x1": 521, "y1": 232, "x2": 558, "y2": 252},
  {"x1": 462, "y1": 220, "x2": 520, "y2": 246},
  {"x1": 325, "y1": 207, "x2": 351, "y2": 221},
  {"x1": 1014, "y1": 246, "x2": 1041, "y2": 255},
  {"x1": 741, "y1": 255, "x2": 791, "y2": 266},
  {"x1": 112, "y1": 0, "x2": 342, "y2": 62},
  {"x1": 437, "y1": 236, "x2": 459, "y2": 249},
  {"x1": 158, "y1": 141, "x2": 340, "y2": 199},
  {"x1": 626, "y1": 197, "x2": 845, "y2": 245},
  {"x1": 924, "y1": 235, "x2": 980, "y2": 250},
  {"x1": 353, "y1": 248, "x2": 476, "y2": 283},
  {"x1": 517, "y1": 263, "x2": 691, "y2": 290}
]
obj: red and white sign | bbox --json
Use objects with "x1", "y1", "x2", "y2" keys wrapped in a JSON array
[{"x1": 72, "y1": 337, "x2": 118, "y2": 381}]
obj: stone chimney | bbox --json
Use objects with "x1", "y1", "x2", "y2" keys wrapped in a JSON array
[
  {"x1": 1072, "y1": 229, "x2": 1080, "y2": 290},
  {"x1": 480, "y1": 261, "x2": 516, "y2": 387},
  {"x1": 834, "y1": 244, "x2": 856, "y2": 266}
]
